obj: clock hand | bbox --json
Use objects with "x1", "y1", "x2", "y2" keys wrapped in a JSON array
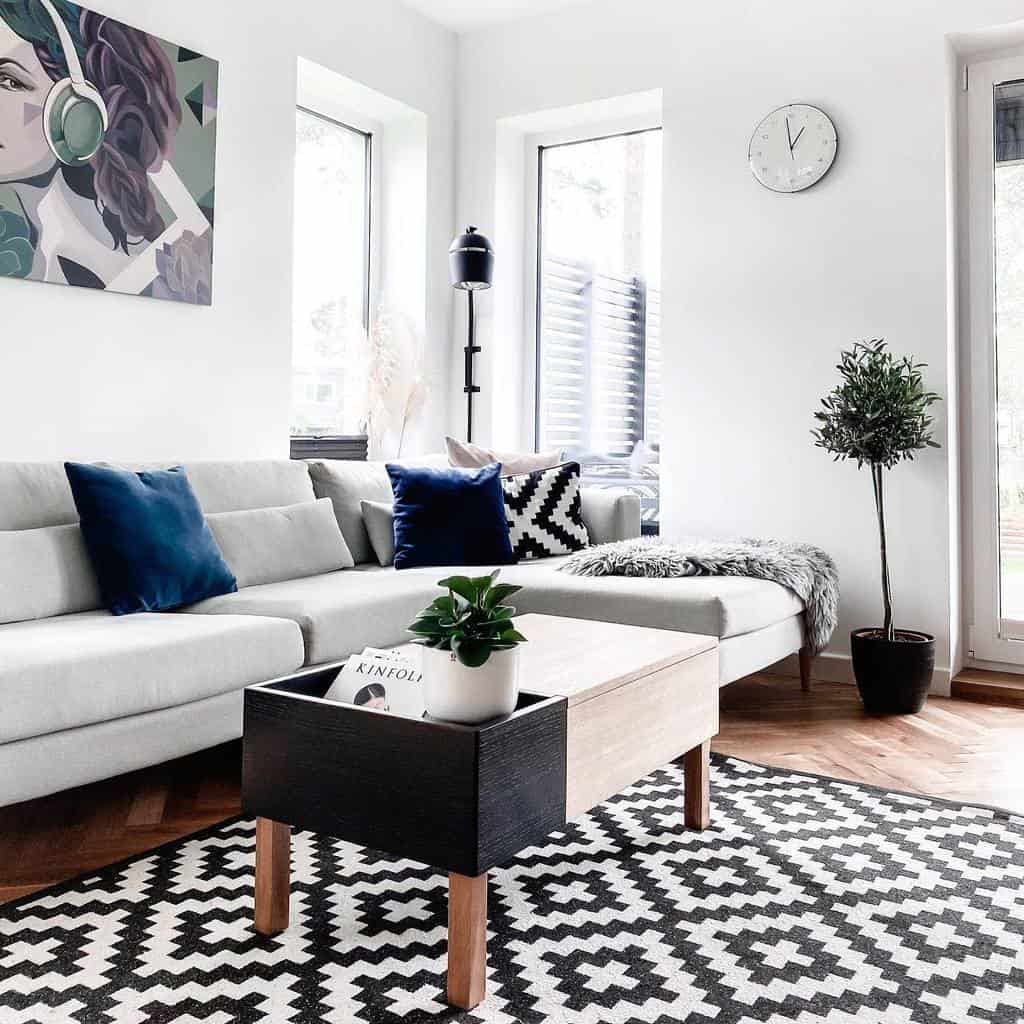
[
  {"x1": 791, "y1": 125, "x2": 806, "y2": 150},
  {"x1": 785, "y1": 116, "x2": 793, "y2": 153}
]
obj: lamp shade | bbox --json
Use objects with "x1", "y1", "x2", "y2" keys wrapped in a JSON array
[{"x1": 449, "y1": 226, "x2": 494, "y2": 291}]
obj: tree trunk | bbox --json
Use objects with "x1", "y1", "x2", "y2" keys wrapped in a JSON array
[{"x1": 871, "y1": 463, "x2": 895, "y2": 641}]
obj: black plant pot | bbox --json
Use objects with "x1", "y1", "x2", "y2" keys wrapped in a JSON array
[{"x1": 850, "y1": 628, "x2": 935, "y2": 714}]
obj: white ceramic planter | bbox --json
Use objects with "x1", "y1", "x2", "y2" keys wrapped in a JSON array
[{"x1": 419, "y1": 646, "x2": 521, "y2": 724}]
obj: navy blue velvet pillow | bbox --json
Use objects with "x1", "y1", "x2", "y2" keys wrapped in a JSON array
[
  {"x1": 386, "y1": 462, "x2": 515, "y2": 570},
  {"x1": 65, "y1": 463, "x2": 237, "y2": 615}
]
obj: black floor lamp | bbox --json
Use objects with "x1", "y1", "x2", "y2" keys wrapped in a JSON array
[{"x1": 449, "y1": 226, "x2": 495, "y2": 442}]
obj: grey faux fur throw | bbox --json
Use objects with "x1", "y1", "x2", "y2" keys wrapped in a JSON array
[{"x1": 559, "y1": 537, "x2": 839, "y2": 655}]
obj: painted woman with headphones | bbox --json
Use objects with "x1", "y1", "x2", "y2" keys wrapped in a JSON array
[{"x1": 0, "y1": 0, "x2": 181, "y2": 289}]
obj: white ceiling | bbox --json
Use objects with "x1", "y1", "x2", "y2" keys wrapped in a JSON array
[{"x1": 402, "y1": 0, "x2": 593, "y2": 33}]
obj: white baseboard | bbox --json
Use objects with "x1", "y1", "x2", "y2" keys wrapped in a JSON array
[{"x1": 769, "y1": 652, "x2": 952, "y2": 697}]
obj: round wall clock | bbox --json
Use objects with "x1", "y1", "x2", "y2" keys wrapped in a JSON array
[{"x1": 748, "y1": 104, "x2": 838, "y2": 193}]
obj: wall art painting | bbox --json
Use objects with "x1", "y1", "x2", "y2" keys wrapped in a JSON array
[{"x1": 0, "y1": 0, "x2": 217, "y2": 304}]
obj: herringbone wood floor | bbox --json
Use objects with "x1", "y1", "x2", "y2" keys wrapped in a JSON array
[
  {"x1": 2, "y1": 674, "x2": 1023, "y2": 905},
  {"x1": 715, "y1": 674, "x2": 1024, "y2": 811}
]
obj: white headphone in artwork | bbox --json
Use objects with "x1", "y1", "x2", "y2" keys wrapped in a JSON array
[{"x1": 36, "y1": 0, "x2": 109, "y2": 165}]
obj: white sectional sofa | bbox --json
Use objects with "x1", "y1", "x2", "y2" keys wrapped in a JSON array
[{"x1": 0, "y1": 459, "x2": 807, "y2": 807}]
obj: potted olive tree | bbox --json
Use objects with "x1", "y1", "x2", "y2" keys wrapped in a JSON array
[
  {"x1": 813, "y1": 339, "x2": 941, "y2": 714},
  {"x1": 407, "y1": 570, "x2": 527, "y2": 723}
]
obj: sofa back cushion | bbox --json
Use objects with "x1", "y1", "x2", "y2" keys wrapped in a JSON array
[
  {"x1": 0, "y1": 462, "x2": 80, "y2": 530},
  {"x1": 206, "y1": 498, "x2": 354, "y2": 588},
  {"x1": 307, "y1": 460, "x2": 393, "y2": 565},
  {"x1": 179, "y1": 460, "x2": 315, "y2": 513},
  {"x1": 0, "y1": 460, "x2": 315, "y2": 531},
  {"x1": 361, "y1": 499, "x2": 396, "y2": 567},
  {"x1": 0, "y1": 524, "x2": 103, "y2": 624},
  {"x1": 306, "y1": 456, "x2": 451, "y2": 565},
  {"x1": 0, "y1": 459, "x2": 317, "y2": 622}
]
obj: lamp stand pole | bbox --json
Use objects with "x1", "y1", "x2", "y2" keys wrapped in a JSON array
[{"x1": 463, "y1": 289, "x2": 481, "y2": 442}]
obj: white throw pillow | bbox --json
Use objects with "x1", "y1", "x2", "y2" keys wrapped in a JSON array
[
  {"x1": 445, "y1": 436, "x2": 564, "y2": 475},
  {"x1": 0, "y1": 524, "x2": 103, "y2": 624},
  {"x1": 360, "y1": 500, "x2": 396, "y2": 567},
  {"x1": 307, "y1": 460, "x2": 393, "y2": 565},
  {"x1": 206, "y1": 498, "x2": 353, "y2": 589}
]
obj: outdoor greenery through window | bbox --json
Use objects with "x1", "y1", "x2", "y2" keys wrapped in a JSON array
[
  {"x1": 291, "y1": 108, "x2": 371, "y2": 437},
  {"x1": 537, "y1": 128, "x2": 663, "y2": 530}
]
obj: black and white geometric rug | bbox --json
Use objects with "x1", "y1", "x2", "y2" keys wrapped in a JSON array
[{"x1": 2, "y1": 754, "x2": 1023, "y2": 1023}]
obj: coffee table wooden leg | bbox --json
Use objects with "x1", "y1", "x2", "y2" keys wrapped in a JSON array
[
  {"x1": 254, "y1": 818, "x2": 290, "y2": 935},
  {"x1": 447, "y1": 871, "x2": 487, "y2": 1009},
  {"x1": 683, "y1": 739, "x2": 711, "y2": 830}
]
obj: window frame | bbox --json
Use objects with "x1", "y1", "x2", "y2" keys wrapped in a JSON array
[
  {"x1": 531, "y1": 123, "x2": 663, "y2": 534},
  {"x1": 290, "y1": 105, "x2": 374, "y2": 453},
  {"x1": 528, "y1": 119, "x2": 663, "y2": 448},
  {"x1": 532, "y1": 121, "x2": 659, "y2": 454},
  {"x1": 964, "y1": 54, "x2": 1024, "y2": 667}
]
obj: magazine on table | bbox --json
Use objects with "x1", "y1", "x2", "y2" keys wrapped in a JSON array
[{"x1": 323, "y1": 646, "x2": 425, "y2": 719}]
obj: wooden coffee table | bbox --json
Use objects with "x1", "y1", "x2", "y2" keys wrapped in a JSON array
[{"x1": 242, "y1": 614, "x2": 718, "y2": 1011}]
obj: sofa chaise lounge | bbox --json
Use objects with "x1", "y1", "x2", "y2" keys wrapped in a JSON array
[{"x1": 0, "y1": 459, "x2": 809, "y2": 807}]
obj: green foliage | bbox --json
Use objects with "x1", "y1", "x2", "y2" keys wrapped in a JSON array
[
  {"x1": 812, "y1": 339, "x2": 941, "y2": 470},
  {"x1": 407, "y1": 570, "x2": 527, "y2": 668},
  {"x1": 812, "y1": 339, "x2": 942, "y2": 640},
  {"x1": 1001, "y1": 482, "x2": 1024, "y2": 516}
]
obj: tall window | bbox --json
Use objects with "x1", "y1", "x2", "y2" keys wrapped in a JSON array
[
  {"x1": 966, "y1": 56, "x2": 1024, "y2": 666},
  {"x1": 994, "y1": 80, "x2": 1024, "y2": 625},
  {"x1": 291, "y1": 108, "x2": 371, "y2": 438},
  {"x1": 537, "y1": 128, "x2": 662, "y2": 530}
]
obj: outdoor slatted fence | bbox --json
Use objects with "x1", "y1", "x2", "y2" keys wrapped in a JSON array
[{"x1": 539, "y1": 255, "x2": 660, "y2": 457}]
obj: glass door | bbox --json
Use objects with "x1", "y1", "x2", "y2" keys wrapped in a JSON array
[{"x1": 967, "y1": 56, "x2": 1024, "y2": 663}]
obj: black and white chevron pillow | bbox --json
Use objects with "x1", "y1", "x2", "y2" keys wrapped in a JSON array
[{"x1": 502, "y1": 462, "x2": 590, "y2": 560}]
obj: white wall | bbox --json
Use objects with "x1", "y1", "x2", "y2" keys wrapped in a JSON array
[
  {"x1": 0, "y1": 0, "x2": 455, "y2": 463},
  {"x1": 454, "y1": 0, "x2": 1024, "y2": 685}
]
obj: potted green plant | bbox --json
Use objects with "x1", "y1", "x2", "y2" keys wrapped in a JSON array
[
  {"x1": 407, "y1": 570, "x2": 528, "y2": 723},
  {"x1": 813, "y1": 339, "x2": 941, "y2": 714}
]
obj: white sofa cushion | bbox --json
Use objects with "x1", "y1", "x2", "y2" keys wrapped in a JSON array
[
  {"x1": 0, "y1": 460, "x2": 316, "y2": 530},
  {"x1": 361, "y1": 500, "x2": 396, "y2": 567},
  {"x1": 206, "y1": 499, "x2": 354, "y2": 588},
  {"x1": 0, "y1": 525, "x2": 102, "y2": 624},
  {"x1": 0, "y1": 611, "x2": 304, "y2": 744},
  {"x1": 188, "y1": 567, "x2": 442, "y2": 665},
  {"x1": 181, "y1": 460, "x2": 315, "y2": 513},
  {"x1": 501, "y1": 563, "x2": 804, "y2": 639},
  {"x1": 0, "y1": 462, "x2": 79, "y2": 529},
  {"x1": 306, "y1": 457, "x2": 453, "y2": 565},
  {"x1": 188, "y1": 558, "x2": 804, "y2": 670},
  {"x1": 389, "y1": 558, "x2": 802, "y2": 639},
  {"x1": 578, "y1": 488, "x2": 642, "y2": 545},
  {"x1": 307, "y1": 461, "x2": 393, "y2": 565}
]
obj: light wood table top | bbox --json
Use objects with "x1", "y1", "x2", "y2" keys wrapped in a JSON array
[
  {"x1": 495, "y1": 613, "x2": 715, "y2": 707},
  {"x1": 400, "y1": 613, "x2": 716, "y2": 709}
]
